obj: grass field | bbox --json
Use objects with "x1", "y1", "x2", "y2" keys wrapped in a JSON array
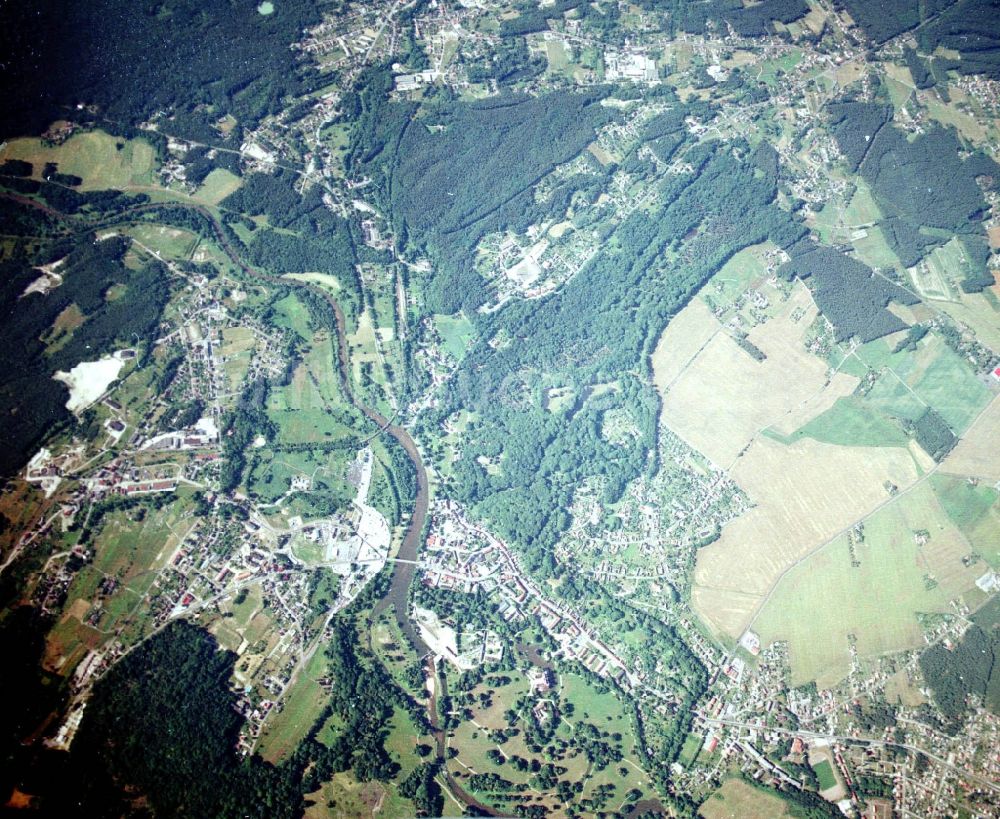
[
  {"x1": 0, "y1": 130, "x2": 158, "y2": 190},
  {"x1": 792, "y1": 396, "x2": 909, "y2": 447},
  {"x1": 813, "y1": 758, "x2": 838, "y2": 790},
  {"x1": 433, "y1": 312, "x2": 476, "y2": 361},
  {"x1": 283, "y1": 272, "x2": 342, "y2": 293},
  {"x1": 852, "y1": 225, "x2": 903, "y2": 271},
  {"x1": 700, "y1": 778, "x2": 791, "y2": 819},
  {"x1": 854, "y1": 332, "x2": 991, "y2": 434},
  {"x1": 193, "y1": 168, "x2": 242, "y2": 205},
  {"x1": 271, "y1": 293, "x2": 314, "y2": 341},
  {"x1": 698, "y1": 243, "x2": 773, "y2": 310},
  {"x1": 258, "y1": 649, "x2": 330, "y2": 763},
  {"x1": 125, "y1": 224, "x2": 199, "y2": 260},
  {"x1": 755, "y1": 481, "x2": 982, "y2": 686},
  {"x1": 938, "y1": 291, "x2": 1000, "y2": 355}
]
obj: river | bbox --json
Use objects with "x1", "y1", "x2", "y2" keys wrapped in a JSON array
[{"x1": 190, "y1": 204, "x2": 495, "y2": 815}]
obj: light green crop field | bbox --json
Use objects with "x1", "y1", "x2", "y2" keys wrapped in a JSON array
[
  {"x1": 907, "y1": 340, "x2": 991, "y2": 432},
  {"x1": 0, "y1": 130, "x2": 158, "y2": 190},
  {"x1": 756, "y1": 482, "x2": 981, "y2": 686},
  {"x1": 700, "y1": 778, "x2": 791, "y2": 819},
  {"x1": 795, "y1": 396, "x2": 909, "y2": 448},
  {"x1": 813, "y1": 758, "x2": 838, "y2": 790},
  {"x1": 931, "y1": 474, "x2": 1000, "y2": 567},
  {"x1": 193, "y1": 167, "x2": 242, "y2": 205},
  {"x1": 862, "y1": 369, "x2": 927, "y2": 422},
  {"x1": 852, "y1": 333, "x2": 988, "y2": 430},
  {"x1": 258, "y1": 650, "x2": 332, "y2": 763},
  {"x1": 434, "y1": 312, "x2": 476, "y2": 360}
]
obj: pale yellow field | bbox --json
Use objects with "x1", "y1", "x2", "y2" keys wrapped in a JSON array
[
  {"x1": 658, "y1": 284, "x2": 841, "y2": 466},
  {"x1": 941, "y1": 394, "x2": 1000, "y2": 481},
  {"x1": 693, "y1": 436, "x2": 920, "y2": 639},
  {"x1": 193, "y1": 167, "x2": 242, "y2": 205},
  {"x1": 283, "y1": 272, "x2": 342, "y2": 292},
  {"x1": 651, "y1": 298, "x2": 720, "y2": 392}
]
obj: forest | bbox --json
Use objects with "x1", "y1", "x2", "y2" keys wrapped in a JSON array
[
  {"x1": 352, "y1": 87, "x2": 614, "y2": 313},
  {"x1": 777, "y1": 245, "x2": 917, "y2": 342},
  {"x1": 58, "y1": 621, "x2": 303, "y2": 816},
  {"x1": 840, "y1": 0, "x2": 1000, "y2": 81},
  {"x1": 920, "y1": 621, "x2": 998, "y2": 726},
  {"x1": 640, "y1": 0, "x2": 808, "y2": 37},
  {"x1": 222, "y1": 171, "x2": 363, "y2": 310},
  {"x1": 0, "y1": 0, "x2": 326, "y2": 138}
]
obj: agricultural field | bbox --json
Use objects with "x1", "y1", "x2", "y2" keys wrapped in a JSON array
[
  {"x1": 788, "y1": 396, "x2": 909, "y2": 448},
  {"x1": 693, "y1": 434, "x2": 921, "y2": 641},
  {"x1": 854, "y1": 332, "x2": 991, "y2": 434},
  {"x1": 940, "y1": 394, "x2": 1000, "y2": 481},
  {"x1": 700, "y1": 778, "x2": 791, "y2": 819},
  {"x1": 658, "y1": 283, "x2": 851, "y2": 467},
  {"x1": 933, "y1": 471, "x2": 1000, "y2": 567},
  {"x1": 755, "y1": 482, "x2": 983, "y2": 686},
  {"x1": 0, "y1": 130, "x2": 158, "y2": 190},
  {"x1": 192, "y1": 167, "x2": 242, "y2": 205},
  {"x1": 257, "y1": 648, "x2": 332, "y2": 763}
]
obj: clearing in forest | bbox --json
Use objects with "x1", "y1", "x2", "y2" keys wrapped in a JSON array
[{"x1": 0, "y1": 130, "x2": 157, "y2": 190}]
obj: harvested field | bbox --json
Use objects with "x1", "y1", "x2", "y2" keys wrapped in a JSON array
[
  {"x1": 941, "y1": 395, "x2": 1000, "y2": 481},
  {"x1": 651, "y1": 298, "x2": 720, "y2": 392},
  {"x1": 692, "y1": 436, "x2": 920, "y2": 640},
  {"x1": 658, "y1": 284, "x2": 844, "y2": 466}
]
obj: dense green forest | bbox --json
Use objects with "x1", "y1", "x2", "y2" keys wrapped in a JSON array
[
  {"x1": 840, "y1": 0, "x2": 1000, "y2": 81},
  {"x1": 21, "y1": 621, "x2": 306, "y2": 817},
  {"x1": 351, "y1": 86, "x2": 614, "y2": 312},
  {"x1": 642, "y1": 0, "x2": 808, "y2": 37},
  {"x1": 920, "y1": 619, "x2": 999, "y2": 725},
  {"x1": 0, "y1": 0, "x2": 326, "y2": 137},
  {"x1": 777, "y1": 245, "x2": 917, "y2": 342}
]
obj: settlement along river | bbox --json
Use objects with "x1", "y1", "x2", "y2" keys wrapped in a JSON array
[{"x1": 191, "y1": 204, "x2": 496, "y2": 815}]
